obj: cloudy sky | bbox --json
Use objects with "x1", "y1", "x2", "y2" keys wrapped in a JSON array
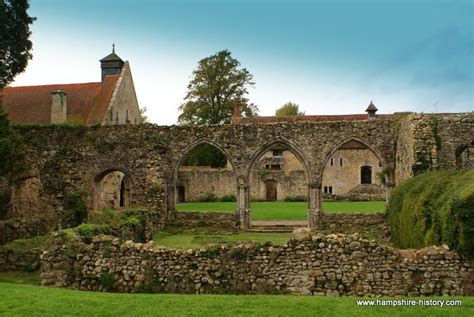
[{"x1": 11, "y1": 0, "x2": 473, "y2": 124}]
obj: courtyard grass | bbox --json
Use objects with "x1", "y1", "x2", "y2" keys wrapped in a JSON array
[
  {"x1": 0, "y1": 282, "x2": 473, "y2": 317},
  {"x1": 153, "y1": 227, "x2": 290, "y2": 248},
  {"x1": 176, "y1": 201, "x2": 386, "y2": 220}
]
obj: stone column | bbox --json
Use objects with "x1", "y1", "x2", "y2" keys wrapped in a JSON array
[
  {"x1": 385, "y1": 181, "x2": 395, "y2": 207},
  {"x1": 237, "y1": 176, "x2": 250, "y2": 230},
  {"x1": 308, "y1": 182, "x2": 323, "y2": 229}
]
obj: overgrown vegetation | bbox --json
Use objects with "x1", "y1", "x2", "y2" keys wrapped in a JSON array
[
  {"x1": 0, "y1": 108, "x2": 26, "y2": 177},
  {"x1": 64, "y1": 190, "x2": 87, "y2": 225},
  {"x1": 388, "y1": 169, "x2": 474, "y2": 258},
  {"x1": 283, "y1": 196, "x2": 307, "y2": 202}
]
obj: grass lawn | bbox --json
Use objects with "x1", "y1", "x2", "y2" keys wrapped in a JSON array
[
  {"x1": 153, "y1": 228, "x2": 290, "y2": 248},
  {"x1": 0, "y1": 282, "x2": 473, "y2": 317},
  {"x1": 176, "y1": 201, "x2": 386, "y2": 220}
]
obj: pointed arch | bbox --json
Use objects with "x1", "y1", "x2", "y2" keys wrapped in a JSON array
[
  {"x1": 172, "y1": 138, "x2": 237, "y2": 187},
  {"x1": 318, "y1": 137, "x2": 388, "y2": 185},
  {"x1": 93, "y1": 167, "x2": 132, "y2": 210},
  {"x1": 246, "y1": 137, "x2": 311, "y2": 182}
]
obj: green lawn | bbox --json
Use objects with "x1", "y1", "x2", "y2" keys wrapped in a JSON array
[
  {"x1": 153, "y1": 228, "x2": 290, "y2": 248},
  {"x1": 177, "y1": 201, "x2": 386, "y2": 220},
  {"x1": 0, "y1": 282, "x2": 472, "y2": 316}
]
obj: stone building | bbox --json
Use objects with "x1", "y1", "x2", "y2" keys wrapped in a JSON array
[{"x1": 2, "y1": 48, "x2": 141, "y2": 125}]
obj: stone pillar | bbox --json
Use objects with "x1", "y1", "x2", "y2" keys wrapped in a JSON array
[
  {"x1": 308, "y1": 182, "x2": 323, "y2": 229},
  {"x1": 385, "y1": 181, "x2": 395, "y2": 207},
  {"x1": 237, "y1": 185, "x2": 250, "y2": 230},
  {"x1": 51, "y1": 90, "x2": 67, "y2": 123},
  {"x1": 237, "y1": 175, "x2": 250, "y2": 229}
]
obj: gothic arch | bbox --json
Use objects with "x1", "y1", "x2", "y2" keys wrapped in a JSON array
[
  {"x1": 92, "y1": 167, "x2": 132, "y2": 211},
  {"x1": 246, "y1": 137, "x2": 311, "y2": 183}
]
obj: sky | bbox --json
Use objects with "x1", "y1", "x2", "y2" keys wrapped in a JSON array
[{"x1": 11, "y1": 0, "x2": 474, "y2": 124}]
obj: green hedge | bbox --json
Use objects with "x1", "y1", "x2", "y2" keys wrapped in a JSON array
[{"x1": 388, "y1": 169, "x2": 474, "y2": 258}]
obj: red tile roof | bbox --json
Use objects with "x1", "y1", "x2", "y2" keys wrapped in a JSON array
[
  {"x1": 232, "y1": 114, "x2": 392, "y2": 124},
  {"x1": 2, "y1": 75, "x2": 119, "y2": 125}
]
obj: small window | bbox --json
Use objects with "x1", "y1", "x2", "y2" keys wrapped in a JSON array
[
  {"x1": 126, "y1": 110, "x2": 129, "y2": 123},
  {"x1": 330, "y1": 158, "x2": 334, "y2": 166},
  {"x1": 324, "y1": 186, "x2": 328, "y2": 194},
  {"x1": 115, "y1": 112, "x2": 119, "y2": 125},
  {"x1": 379, "y1": 161, "x2": 382, "y2": 167},
  {"x1": 265, "y1": 165, "x2": 270, "y2": 169},
  {"x1": 324, "y1": 186, "x2": 333, "y2": 194},
  {"x1": 340, "y1": 158, "x2": 343, "y2": 166},
  {"x1": 270, "y1": 164, "x2": 282, "y2": 170},
  {"x1": 328, "y1": 186, "x2": 333, "y2": 194},
  {"x1": 272, "y1": 150, "x2": 283, "y2": 157}
]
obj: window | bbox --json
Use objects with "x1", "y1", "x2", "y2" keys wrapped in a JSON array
[
  {"x1": 330, "y1": 158, "x2": 334, "y2": 166},
  {"x1": 126, "y1": 109, "x2": 129, "y2": 123},
  {"x1": 379, "y1": 161, "x2": 382, "y2": 167},
  {"x1": 270, "y1": 164, "x2": 282, "y2": 170},
  {"x1": 361, "y1": 166, "x2": 372, "y2": 184},
  {"x1": 340, "y1": 158, "x2": 343, "y2": 166},
  {"x1": 272, "y1": 150, "x2": 283, "y2": 157},
  {"x1": 115, "y1": 111, "x2": 119, "y2": 125},
  {"x1": 109, "y1": 110, "x2": 113, "y2": 123},
  {"x1": 324, "y1": 186, "x2": 333, "y2": 194}
]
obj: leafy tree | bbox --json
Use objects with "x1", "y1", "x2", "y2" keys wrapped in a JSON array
[
  {"x1": 178, "y1": 50, "x2": 258, "y2": 125},
  {"x1": 139, "y1": 106, "x2": 148, "y2": 124},
  {"x1": 0, "y1": 0, "x2": 36, "y2": 89},
  {"x1": 275, "y1": 102, "x2": 305, "y2": 116},
  {"x1": 182, "y1": 144, "x2": 227, "y2": 168}
]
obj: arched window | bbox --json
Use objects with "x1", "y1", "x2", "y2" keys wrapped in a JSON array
[{"x1": 361, "y1": 166, "x2": 372, "y2": 184}]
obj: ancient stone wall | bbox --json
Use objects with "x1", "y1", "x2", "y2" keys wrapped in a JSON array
[
  {"x1": 41, "y1": 232, "x2": 474, "y2": 296},
  {"x1": 1, "y1": 112, "x2": 470, "y2": 241}
]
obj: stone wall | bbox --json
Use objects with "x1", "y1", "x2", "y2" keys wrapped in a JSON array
[
  {"x1": 1, "y1": 112, "x2": 471, "y2": 241},
  {"x1": 41, "y1": 232, "x2": 474, "y2": 296},
  {"x1": 0, "y1": 243, "x2": 42, "y2": 272},
  {"x1": 170, "y1": 211, "x2": 238, "y2": 230}
]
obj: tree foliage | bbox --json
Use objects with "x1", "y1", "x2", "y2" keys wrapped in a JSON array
[
  {"x1": 0, "y1": 0, "x2": 36, "y2": 89},
  {"x1": 181, "y1": 144, "x2": 227, "y2": 168},
  {"x1": 178, "y1": 50, "x2": 258, "y2": 125},
  {"x1": 0, "y1": 108, "x2": 24, "y2": 176},
  {"x1": 275, "y1": 102, "x2": 305, "y2": 116}
]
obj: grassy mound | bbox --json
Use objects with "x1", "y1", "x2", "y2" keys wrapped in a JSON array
[{"x1": 388, "y1": 169, "x2": 474, "y2": 257}]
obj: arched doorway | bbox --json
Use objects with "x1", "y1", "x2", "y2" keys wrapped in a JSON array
[
  {"x1": 171, "y1": 140, "x2": 237, "y2": 213},
  {"x1": 319, "y1": 138, "x2": 389, "y2": 223},
  {"x1": 93, "y1": 169, "x2": 131, "y2": 210},
  {"x1": 246, "y1": 138, "x2": 311, "y2": 229}
]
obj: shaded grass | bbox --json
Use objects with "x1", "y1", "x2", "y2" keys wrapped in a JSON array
[
  {"x1": 0, "y1": 272, "x2": 41, "y2": 286},
  {"x1": 153, "y1": 227, "x2": 290, "y2": 249},
  {"x1": 0, "y1": 282, "x2": 473, "y2": 317},
  {"x1": 177, "y1": 201, "x2": 386, "y2": 220}
]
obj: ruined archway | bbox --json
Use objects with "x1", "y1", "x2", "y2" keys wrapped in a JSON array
[
  {"x1": 170, "y1": 139, "x2": 238, "y2": 213},
  {"x1": 93, "y1": 168, "x2": 131, "y2": 211},
  {"x1": 319, "y1": 137, "x2": 390, "y2": 219},
  {"x1": 245, "y1": 138, "x2": 311, "y2": 228}
]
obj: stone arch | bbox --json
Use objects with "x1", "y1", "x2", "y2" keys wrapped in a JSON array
[
  {"x1": 92, "y1": 167, "x2": 132, "y2": 211},
  {"x1": 246, "y1": 137, "x2": 311, "y2": 182},
  {"x1": 244, "y1": 137, "x2": 312, "y2": 228},
  {"x1": 319, "y1": 137, "x2": 389, "y2": 182},
  {"x1": 169, "y1": 138, "x2": 238, "y2": 211},
  {"x1": 318, "y1": 137, "x2": 390, "y2": 216},
  {"x1": 455, "y1": 140, "x2": 474, "y2": 169}
]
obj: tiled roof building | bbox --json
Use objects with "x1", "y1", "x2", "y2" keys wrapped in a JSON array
[{"x1": 2, "y1": 48, "x2": 141, "y2": 125}]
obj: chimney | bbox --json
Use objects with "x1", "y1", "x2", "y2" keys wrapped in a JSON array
[
  {"x1": 231, "y1": 103, "x2": 242, "y2": 125},
  {"x1": 51, "y1": 90, "x2": 67, "y2": 123},
  {"x1": 365, "y1": 100, "x2": 378, "y2": 120}
]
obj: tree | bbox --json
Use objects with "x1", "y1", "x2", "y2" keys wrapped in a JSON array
[
  {"x1": 275, "y1": 102, "x2": 305, "y2": 116},
  {"x1": 0, "y1": 0, "x2": 36, "y2": 89},
  {"x1": 178, "y1": 50, "x2": 258, "y2": 125},
  {"x1": 182, "y1": 144, "x2": 227, "y2": 168},
  {"x1": 139, "y1": 106, "x2": 149, "y2": 124}
]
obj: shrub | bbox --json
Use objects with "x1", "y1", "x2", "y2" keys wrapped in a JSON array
[
  {"x1": 76, "y1": 223, "x2": 94, "y2": 243},
  {"x1": 100, "y1": 272, "x2": 114, "y2": 292},
  {"x1": 198, "y1": 192, "x2": 218, "y2": 202},
  {"x1": 284, "y1": 196, "x2": 307, "y2": 202},
  {"x1": 388, "y1": 169, "x2": 474, "y2": 258},
  {"x1": 220, "y1": 194, "x2": 236, "y2": 202},
  {"x1": 64, "y1": 190, "x2": 87, "y2": 225}
]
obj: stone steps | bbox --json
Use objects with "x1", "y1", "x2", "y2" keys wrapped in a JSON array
[{"x1": 249, "y1": 221, "x2": 307, "y2": 233}]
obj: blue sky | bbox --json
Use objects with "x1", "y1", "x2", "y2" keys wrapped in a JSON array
[{"x1": 12, "y1": 0, "x2": 474, "y2": 124}]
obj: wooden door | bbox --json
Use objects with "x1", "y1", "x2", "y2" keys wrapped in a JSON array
[{"x1": 265, "y1": 180, "x2": 278, "y2": 201}]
